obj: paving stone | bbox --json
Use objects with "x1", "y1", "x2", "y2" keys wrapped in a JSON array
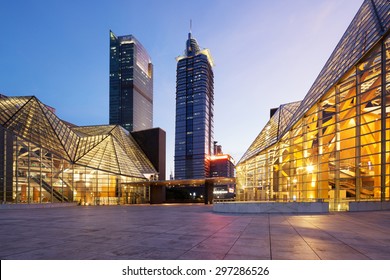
[{"x1": 1, "y1": 205, "x2": 390, "y2": 260}]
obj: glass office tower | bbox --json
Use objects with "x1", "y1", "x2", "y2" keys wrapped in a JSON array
[
  {"x1": 236, "y1": 0, "x2": 390, "y2": 211},
  {"x1": 174, "y1": 32, "x2": 214, "y2": 179},
  {"x1": 109, "y1": 31, "x2": 153, "y2": 132}
]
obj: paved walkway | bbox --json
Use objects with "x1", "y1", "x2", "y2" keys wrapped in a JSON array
[{"x1": 0, "y1": 205, "x2": 389, "y2": 260}]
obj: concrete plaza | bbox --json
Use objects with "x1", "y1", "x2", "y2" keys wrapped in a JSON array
[{"x1": 0, "y1": 204, "x2": 390, "y2": 260}]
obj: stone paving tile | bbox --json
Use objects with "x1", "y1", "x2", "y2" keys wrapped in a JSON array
[
  {"x1": 270, "y1": 233, "x2": 303, "y2": 242},
  {"x1": 244, "y1": 228, "x2": 269, "y2": 234},
  {"x1": 2, "y1": 241, "x2": 112, "y2": 260},
  {"x1": 165, "y1": 228, "x2": 219, "y2": 236},
  {"x1": 357, "y1": 250, "x2": 390, "y2": 260},
  {"x1": 190, "y1": 243, "x2": 232, "y2": 254},
  {"x1": 212, "y1": 231, "x2": 242, "y2": 238},
  {"x1": 223, "y1": 253, "x2": 269, "y2": 260},
  {"x1": 272, "y1": 252, "x2": 320, "y2": 260},
  {"x1": 240, "y1": 231, "x2": 268, "y2": 239},
  {"x1": 3, "y1": 247, "x2": 95, "y2": 260},
  {"x1": 106, "y1": 246, "x2": 188, "y2": 260},
  {"x1": 271, "y1": 244, "x2": 320, "y2": 260},
  {"x1": 304, "y1": 236, "x2": 344, "y2": 244},
  {"x1": 234, "y1": 237, "x2": 270, "y2": 248},
  {"x1": 177, "y1": 250, "x2": 225, "y2": 260},
  {"x1": 1, "y1": 205, "x2": 390, "y2": 260},
  {"x1": 135, "y1": 235, "x2": 205, "y2": 250},
  {"x1": 227, "y1": 244, "x2": 270, "y2": 258},
  {"x1": 217, "y1": 227, "x2": 240, "y2": 233},
  {"x1": 341, "y1": 243, "x2": 390, "y2": 260},
  {"x1": 308, "y1": 242, "x2": 369, "y2": 260},
  {"x1": 202, "y1": 236, "x2": 239, "y2": 245}
]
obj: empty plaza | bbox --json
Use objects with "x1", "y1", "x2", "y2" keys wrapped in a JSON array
[{"x1": 0, "y1": 204, "x2": 390, "y2": 260}]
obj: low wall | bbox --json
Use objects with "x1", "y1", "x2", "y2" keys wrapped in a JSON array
[
  {"x1": 213, "y1": 201, "x2": 329, "y2": 214},
  {"x1": 349, "y1": 201, "x2": 390, "y2": 212},
  {"x1": 0, "y1": 202, "x2": 78, "y2": 210}
]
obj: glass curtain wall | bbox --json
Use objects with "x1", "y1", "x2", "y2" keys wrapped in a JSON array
[
  {"x1": 10, "y1": 135, "x2": 149, "y2": 205},
  {"x1": 0, "y1": 97, "x2": 156, "y2": 205},
  {"x1": 0, "y1": 96, "x2": 156, "y2": 205},
  {"x1": 236, "y1": 35, "x2": 390, "y2": 209}
]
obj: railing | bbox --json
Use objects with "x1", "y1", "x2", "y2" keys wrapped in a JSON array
[{"x1": 31, "y1": 176, "x2": 70, "y2": 202}]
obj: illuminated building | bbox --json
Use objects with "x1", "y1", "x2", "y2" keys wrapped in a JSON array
[
  {"x1": 210, "y1": 154, "x2": 235, "y2": 199},
  {"x1": 0, "y1": 96, "x2": 158, "y2": 205},
  {"x1": 109, "y1": 31, "x2": 153, "y2": 132},
  {"x1": 236, "y1": 0, "x2": 390, "y2": 210},
  {"x1": 210, "y1": 155, "x2": 235, "y2": 178},
  {"x1": 174, "y1": 31, "x2": 214, "y2": 179}
]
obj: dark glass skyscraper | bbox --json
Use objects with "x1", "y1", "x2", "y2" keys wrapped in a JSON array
[
  {"x1": 174, "y1": 32, "x2": 214, "y2": 179},
  {"x1": 109, "y1": 31, "x2": 153, "y2": 132}
]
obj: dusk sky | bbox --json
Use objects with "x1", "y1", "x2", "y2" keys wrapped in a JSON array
[{"x1": 1, "y1": 0, "x2": 363, "y2": 177}]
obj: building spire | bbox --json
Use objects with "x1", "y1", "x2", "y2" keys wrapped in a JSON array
[{"x1": 189, "y1": 19, "x2": 192, "y2": 39}]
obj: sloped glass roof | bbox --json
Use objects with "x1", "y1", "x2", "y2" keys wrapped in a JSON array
[
  {"x1": 239, "y1": 0, "x2": 390, "y2": 164},
  {"x1": 239, "y1": 101, "x2": 301, "y2": 164},
  {"x1": 0, "y1": 96, "x2": 31, "y2": 124},
  {"x1": 110, "y1": 126, "x2": 156, "y2": 174},
  {"x1": 281, "y1": 0, "x2": 390, "y2": 137},
  {"x1": 38, "y1": 101, "x2": 79, "y2": 160},
  {"x1": 73, "y1": 125, "x2": 117, "y2": 136},
  {"x1": 72, "y1": 126, "x2": 114, "y2": 161},
  {"x1": 0, "y1": 97, "x2": 73, "y2": 159},
  {"x1": 0, "y1": 96, "x2": 156, "y2": 178}
]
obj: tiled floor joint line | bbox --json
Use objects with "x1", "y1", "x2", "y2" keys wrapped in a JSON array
[
  {"x1": 268, "y1": 214, "x2": 272, "y2": 260},
  {"x1": 175, "y1": 215, "x2": 241, "y2": 259},
  {"x1": 301, "y1": 216, "x2": 372, "y2": 260},
  {"x1": 223, "y1": 217, "x2": 254, "y2": 259},
  {"x1": 285, "y1": 216, "x2": 322, "y2": 260}
]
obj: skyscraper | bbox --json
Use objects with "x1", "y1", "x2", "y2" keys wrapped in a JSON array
[
  {"x1": 109, "y1": 31, "x2": 153, "y2": 132},
  {"x1": 174, "y1": 32, "x2": 214, "y2": 179}
]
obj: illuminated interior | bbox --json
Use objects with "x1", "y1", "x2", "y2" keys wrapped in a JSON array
[
  {"x1": 0, "y1": 96, "x2": 157, "y2": 205},
  {"x1": 236, "y1": 0, "x2": 390, "y2": 210}
]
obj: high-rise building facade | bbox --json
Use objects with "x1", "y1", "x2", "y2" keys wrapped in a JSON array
[
  {"x1": 211, "y1": 154, "x2": 236, "y2": 199},
  {"x1": 210, "y1": 154, "x2": 235, "y2": 179},
  {"x1": 109, "y1": 31, "x2": 153, "y2": 132},
  {"x1": 174, "y1": 32, "x2": 214, "y2": 179}
]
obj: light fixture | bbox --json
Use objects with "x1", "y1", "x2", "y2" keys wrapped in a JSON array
[{"x1": 307, "y1": 165, "x2": 314, "y2": 173}]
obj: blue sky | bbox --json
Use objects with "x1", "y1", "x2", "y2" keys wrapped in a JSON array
[{"x1": 1, "y1": 0, "x2": 362, "y2": 177}]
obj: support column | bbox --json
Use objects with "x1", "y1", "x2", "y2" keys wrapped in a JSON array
[
  {"x1": 149, "y1": 183, "x2": 165, "y2": 204},
  {"x1": 381, "y1": 39, "x2": 387, "y2": 201},
  {"x1": 289, "y1": 131, "x2": 294, "y2": 201},
  {"x1": 27, "y1": 142, "x2": 31, "y2": 204},
  {"x1": 317, "y1": 104, "x2": 328, "y2": 200},
  {"x1": 71, "y1": 164, "x2": 75, "y2": 203},
  {"x1": 50, "y1": 153, "x2": 53, "y2": 203},
  {"x1": 39, "y1": 147, "x2": 42, "y2": 203},
  {"x1": 60, "y1": 159, "x2": 64, "y2": 203},
  {"x1": 356, "y1": 66, "x2": 362, "y2": 200},
  {"x1": 303, "y1": 117, "x2": 308, "y2": 201},
  {"x1": 95, "y1": 169, "x2": 99, "y2": 205},
  {"x1": 204, "y1": 179, "x2": 214, "y2": 204},
  {"x1": 0, "y1": 127, "x2": 12, "y2": 203},
  {"x1": 15, "y1": 137, "x2": 19, "y2": 204},
  {"x1": 1, "y1": 127, "x2": 6, "y2": 203},
  {"x1": 335, "y1": 87, "x2": 341, "y2": 209},
  {"x1": 266, "y1": 151, "x2": 271, "y2": 201}
]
